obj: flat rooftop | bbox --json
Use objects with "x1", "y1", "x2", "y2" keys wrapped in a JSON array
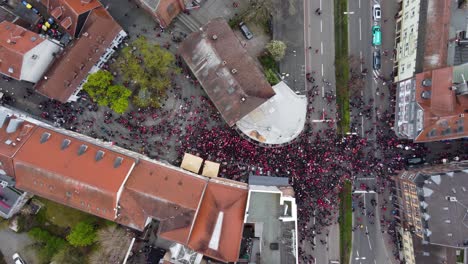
[{"x1": 245, "y1": 192, "x2": 296, "y2": 264}]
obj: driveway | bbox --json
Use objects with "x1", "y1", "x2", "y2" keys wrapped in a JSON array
[{"x1": 0, "y1": 226, "x2": 37, "y2": 264}]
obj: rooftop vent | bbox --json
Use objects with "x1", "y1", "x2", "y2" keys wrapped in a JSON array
[
  {"x1": 30, "y1": 36, "x2": 37, "y2": 42},
  {"x1": 95, "y1": 150, "x2": 105, "y2": 161},
  {"x1": 421, "y1": 91, "x2": 431, "y2": 99},
  {"x1": 222, "y1": 60, "x2": 227, "y2": 65},
  {"x1": 40, "y1": 132, "x2": 51, "y2": 143},
  {"x1": 78, "y1": 144, "x2": 88, "y2": 155},
  {"x1": 241, "y1": 97, "x2": 246, "y2": 102},
  {"x1": 61, "y1": 139, "x2": 71, "y2": 150},
  {"x1": 422, "y1": 79, "x2": 432, "y2": 87},
  {"x1": 212, "y1": 34, "x2": 218, "y2": 40},
  {"x1": 6, "y1": 39, "x2": 16, "y2": 45},
  {"x1": 445, "y1": 220, "x2": 451, "y2": 224},
  {"x1": 114, "y1": 157, "x2": 123, "y2": 168},
  {"x1": 31, "y1": 54, "x2": 38, "y2": 60},
  {"x1": 231, "y1": 68, "x2": 238, "y2": 74}
]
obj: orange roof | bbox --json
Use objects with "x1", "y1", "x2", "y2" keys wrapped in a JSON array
[
  {"x1": 42, "y1": 0, "x2": 102, "y2": 37},
  {"x1": 188, "y1": 181, "x2": 248, "y2": 262},
  {"x1": 34, "y1": 7, "x2": 123, "y2": 102},
  {"x1": 117, "y1": 160, "x2": 208, "y2": 243},
  {"x1": 13, "y1": 127, "x2": 135, "y2": 219},
  {"x1": 0, "y1": 114, "x2": 37, "y2": 176},
  {"x1": 414, "y1": 67, "x2": 468, "y2": 142},
  {"x1": 0, "y1": 21, "x2": 44, "y2": 80}
]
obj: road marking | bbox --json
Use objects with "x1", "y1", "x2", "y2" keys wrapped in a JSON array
[
  {"x1": 374, "y1": 260, "x2": 377, "y2": 264},
  {"x1": 368, "y1": 235, "x2": 372, "y2": 250},
  {"x1": 357, "y1": 250, "x2": 359, "y2": 257},
  {"x1": 320, "y1": 0, "x2": 322, "y2": 9},
  {"x1": 321, "y1": 64, "x2": 324, "y2": 76},
  {"x1": 359, "y1": 0, "x2": 361, "y2": 8},
  {"x1": 320, "y1": 20, "x2": 323, "y2": 33},
  {"x1": 359, "y1": 18, "x2": 362, "y2": 41},
  {"x1": 321, "y1": 42, "x2": 323, "y2": 54}
]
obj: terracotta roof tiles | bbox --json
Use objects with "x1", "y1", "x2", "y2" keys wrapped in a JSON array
[{"x1": 179, "y1": 18, "x2": 275, "y2": 126}]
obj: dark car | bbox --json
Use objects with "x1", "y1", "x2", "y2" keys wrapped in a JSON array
[
  {"x1": 239, "y1": 22, "x2": 253, "y2": 40},
  {"x1": 373, "y1": 50, "x2": 381, "y2": 70},
  {"x1": 405, "y1": 156, "x2": 426, "y2": 167}
]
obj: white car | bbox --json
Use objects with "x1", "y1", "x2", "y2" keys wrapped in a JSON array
[
  {"x1": 373, "y1": 4, "x2": 381, "y2": 21},
  {"x1": 12, "y1": 253, "x2": 26, "y2": 264}
]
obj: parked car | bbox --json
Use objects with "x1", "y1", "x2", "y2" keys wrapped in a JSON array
[
  {"x1": 12, "y1": 253, "x2": 26, "y2": 264},
  {"x1": 373, "y1": 50, "x2": 381, "y2": 70},
  {"x1": 372, "y1": 25, "x2": 381, "y2": 46},
  {"x1": 405, "y1": 156, "x2": 426, "y2": 167},
  {"x1": 239, "y1": 22, "x2": 253, "y2": 40},
  {"x1": 372, "y1": 4, "x2": 381, "y2": 21}
]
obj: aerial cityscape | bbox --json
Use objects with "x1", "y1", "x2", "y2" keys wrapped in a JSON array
[{"x1": 0, "y1": 0, "x2": 466, "y2": 264}]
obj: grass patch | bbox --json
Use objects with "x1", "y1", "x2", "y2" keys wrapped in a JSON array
[
  {"x1": 259, "y1": 54, "x2": 280, "y2": 85},
  {"x1": 339, "y1": 181, "x2": 352, "y2": 264},
  {"x1": 35, "y1": 197, "x2": 99, "y2": 229},
  {"x1": 334, "y1": 0, "x2": 350, "y2": 135}
]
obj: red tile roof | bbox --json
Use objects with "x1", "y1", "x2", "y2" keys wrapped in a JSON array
[
  {"x1": 34, "y1": 7, "x2": 123, "y2": 102},
  {"x1": 41, "y1": 0, "x2": 102, "y2": 37},
  {"x1": 188, "y1": 180, "x2": 248, "y2": 262},
  {"x1": 116, "y1": 160, "x2": 208, "y2": 243},
  {"x1": 13, "y1": 127, "x2": 135, "y2": 219},
  {"x1": 178, "y1": 18, "x2": 275, "y2": 126},
  {"x1": 414, "y1": 67, "x2": 468, "y2": 142},
  {"x1": 0, "y1": 115, "x2": 37, "y2": 176},
  {"x1": 0, "y1": 21, "x2": 45, "y2": 80}
]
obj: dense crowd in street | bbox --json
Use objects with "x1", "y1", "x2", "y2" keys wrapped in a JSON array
[{"x1": 28, "y1": 20, "x2": 468, "y2": 264}]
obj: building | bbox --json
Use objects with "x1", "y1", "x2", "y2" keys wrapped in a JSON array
[
  {"x1": 135, "y1": 0, "x2": 200, "y2": 28},
  {"x1": 395, "y1": 161, "x2": 468, "y2": 247},
  {"x1": 241, "y1": 175, "x2": 298, "y2": 264},
  {"x1": 0, "y1": 106, "x2": 249, "y2": 263},
  {"x1": 394, "y1": 64, "x2": 468, "y2": 141},
  {"x1": 0, "y1": 0, "x2": 126, "y2": 102},
  {"x1": 0, "y1": 21, "x2": 60, "y2": 83},
  {"x1": 179, "y1": 18, "x2": 275, "y2": 127},
  {"x1": 33, "y1": 0, "x2": 127, "y2": 102}
]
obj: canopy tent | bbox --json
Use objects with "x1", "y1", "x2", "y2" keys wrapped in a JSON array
[
  {"x1": 202, "y1": 160, "x2": 220, "y2": 178},
  {"x1": 180, "y1": 153, "x2": 203, "y2": 174}
]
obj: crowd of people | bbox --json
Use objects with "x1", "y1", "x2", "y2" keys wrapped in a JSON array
[{"x1": 32, "y1": 23, "x2": 468, "y2": 264}]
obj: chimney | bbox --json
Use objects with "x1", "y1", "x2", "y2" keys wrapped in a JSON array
[{"x1": 212, "y1": 34, "x2": 218, "y2": 40}]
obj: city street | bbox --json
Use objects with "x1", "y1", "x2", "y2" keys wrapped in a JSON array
[
  {"x1": 352, "y1": 191, "x2": 393, "y2": 264},
  {"x1": 304, "y1": 0, "x2": 337, "y2": 131}
]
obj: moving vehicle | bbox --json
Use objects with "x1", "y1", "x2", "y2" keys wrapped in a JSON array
[
  {"x1": 373, "y1": 4, "x2": 381, "y2": 21},
  {"x1": 373, "y1": 50, "x2": 381, "y2": 70},
  {"x1": 372, "y1": 25, "x2": 381, "y2": 46},
  {"x1": 239, "y1": 22, "x2": 253, "y2": 40},
  {"x1": 12, "y1": 253, "x2": 26, "y2": 264}
]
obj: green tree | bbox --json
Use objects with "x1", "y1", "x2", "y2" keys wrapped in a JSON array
[
  {"x1": 116, "y1": 36, "x2": 179, "y2": 108},
  {"x1": 28, "y1": 227, "x2": 67, "y2": 263},
  {"x1": 83, "y1": 71, "x2": 132, "y2": 114},
  {"x1": 51, "y1": 246, "x2": 86, "y2": 264},
  {"x1": 67, "y1": 221, "x2": 97, "y2": 247},
  {"x1": 266, "y1": 40, "x2": 287, "y2": 61}
]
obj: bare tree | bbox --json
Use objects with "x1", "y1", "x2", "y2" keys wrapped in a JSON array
[{"x1": 88, "y1": 225, "x2": 132, "y2": 264}]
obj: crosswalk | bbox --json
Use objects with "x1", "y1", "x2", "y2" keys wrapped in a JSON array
[{"x1": 373, "y1": 69, "x2": 381, "y2": 83}]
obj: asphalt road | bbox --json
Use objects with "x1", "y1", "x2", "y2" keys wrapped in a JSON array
[
  {"x1": 352, "y1": 192, "x2": 391, "y2": 264},
  {"x1": 305, "y1": 0, "x2": 337, "y2": 131}
]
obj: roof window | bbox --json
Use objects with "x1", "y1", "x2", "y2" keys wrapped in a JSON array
[
  {"x1": 95, "y1": 150, "x2": 105, "y2": 161},
  {"x1": 61, "y1": 139, "x2": 71, "y2": 150},
  {"x1": 114, "y1": 157, "x2": 123, "y2": 168},
  {"x1": 78, "y1": 144, "x2": 88, "y2": 155},
  {"x1": 40, "y1": 132, "x2": 51, "y2": 143}
]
